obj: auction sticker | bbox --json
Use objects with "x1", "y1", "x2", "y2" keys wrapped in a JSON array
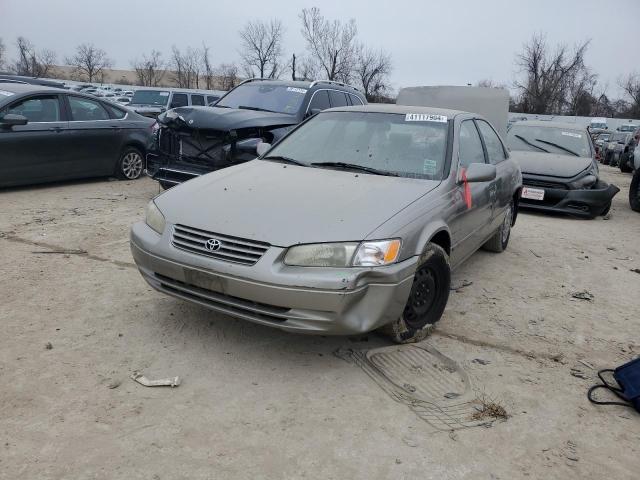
[
  {"x1": 159, "y1": 92, "x2": 170, "y2": 96},
  {"x1": 561, "y1": 131, "x2": 582, "y2": 138},
  {"x1": 423, "y1": 158, "x2": 438, "y2": 175},
  {"x1": 0, "y1": 90, "x2": 14, "y2": 97},
  {"x1": 287, "y1": 87, "x2": 307, "y2": 94},
  {"x1": 405, "y1": 113, "x2": 447, "y2": 123},
  {"x1": 521, "y1": 187, "x2": 545, "y2": 201}
]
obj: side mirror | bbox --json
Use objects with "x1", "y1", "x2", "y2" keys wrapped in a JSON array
[
  {"x1": 0, "y1": 113, "x2": 28, "y2": 128},
  {"x1": 463, "y1": 163, "x2": 497, "y2": 183},
  {"x1": 256, "y1": 142, "x2": 271, "y2": 157}
]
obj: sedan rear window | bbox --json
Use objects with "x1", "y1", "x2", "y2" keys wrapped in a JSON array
[
  {"x1": 264, "y1": 111, "x2": 449, "y2": 179},
  {"x1": 130, "y1": 90, "x2": 170, "y2": 106}
]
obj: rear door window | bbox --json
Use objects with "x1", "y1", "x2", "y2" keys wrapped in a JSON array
[
  {"x1": 191, "y1": 95, "x2": 205, "y2": 106},
  {"x1": 328, "y1": 90, "x2": 348, "y2": 108},
  {"x1": 349, "y1": 94, "x2": 364, "y2": 105},
  {"x1": 206, "y1": 95, "x2": 220, "y2": 105},
  {"x1": 307, "y1": 90, "x2": 330, "y2": 113},
  {"x1": 5, "y1": 95, "x2": 61, "y2": 122},
  {"x1": 170, "y1": 93, "x2": 188, "y2": 108},
  {"x1": 477, "y1": 120, "x2": 506, "y2": 164},
  {"x1": 68, "y1": 96, "x2": 110, "y2": 121}
]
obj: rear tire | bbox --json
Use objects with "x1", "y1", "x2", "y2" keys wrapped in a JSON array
[
  {"x1": 482, "y1": 201, "x2": 514, "y2": 253},
  {"x1": 620, "y1": 153, "x2": 633, "y2": 173},
  {"x1": 381, "y1": 243, "x2": 451, "y2": 344},
  {"x1": 116, "y1": 147, "x2": 144, "y2": 180},
  {"x1": 630, "y1": 170, "x2": 640, "y2": 212}
]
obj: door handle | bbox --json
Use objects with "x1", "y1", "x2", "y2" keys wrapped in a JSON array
[{"x1": 48, "y1": 126, "x2": 63, "y2": 133}]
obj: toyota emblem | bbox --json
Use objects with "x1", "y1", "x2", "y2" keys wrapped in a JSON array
[{"x1": 204, "y1": 238, "x2": 221, "y2": 252}]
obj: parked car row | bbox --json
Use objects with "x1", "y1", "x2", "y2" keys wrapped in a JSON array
[{"x1": 0, "y1": 82, "x2": 154, "y2": 187}]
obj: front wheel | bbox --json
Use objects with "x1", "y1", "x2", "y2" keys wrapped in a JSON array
[
  {"x1": 381, "y1": 243, "x2": 451, "y2": 344},
  {"x1": 630, "y1": 170, "x2": 640, "y2": 212},
  {"x1": 117, "y1": 147, "x2": 144, "y2": 180},
  {"x1": 620, "y1": 153, "x2": 633, "y2": 173}
]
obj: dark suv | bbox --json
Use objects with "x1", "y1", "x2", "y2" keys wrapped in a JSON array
[{"x1": 146, "y1": 78, "x2": 367, "y2": 188}]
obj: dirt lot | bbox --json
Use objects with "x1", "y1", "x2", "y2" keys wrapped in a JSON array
[{"x1": 1, "y1": 167, "x2": 638, "y2": 480}]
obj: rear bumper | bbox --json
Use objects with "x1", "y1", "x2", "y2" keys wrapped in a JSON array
[
  {"x1": 520, "y1": 180, "x2": 619, "y2": 218},
  {"x1": 130, "y1": 222, "x2": 417, "y2": 335}
]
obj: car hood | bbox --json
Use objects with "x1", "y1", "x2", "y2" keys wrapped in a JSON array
[
  {"x1": 155, "y1": 160, "x2": 439, "y2": 247},
  {"x1": 158, "y1": 106, "x2": 298, "y2": 131},
  {"x1": 510, "y1": 151, "x2": 592, "y2": 178}
]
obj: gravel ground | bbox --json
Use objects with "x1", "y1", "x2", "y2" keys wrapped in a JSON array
[{"x1": 0, "y1": 167, "x2": 638, "y2": 480}]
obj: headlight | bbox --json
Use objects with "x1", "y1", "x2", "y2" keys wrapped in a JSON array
[
  {"x1": 284, "y1": 242, "x2": 358, "y2": 267},
  {"x1": 571, "y1": 174, "x2": 597, "y2": 189},
  {"x1": 145, "y1": 200, "x2": 165, "y2": 234},
  {"x1": 283, "y1": 239, "x2": 401, "y2": 267}
]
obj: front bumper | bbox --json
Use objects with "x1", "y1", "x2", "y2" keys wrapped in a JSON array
[
  {"x1": 520, "y1": 179, "x2": 619, "y2": 218},
  {"x1": 130, "y1": 222, "x2": 418, "y2": 335}
]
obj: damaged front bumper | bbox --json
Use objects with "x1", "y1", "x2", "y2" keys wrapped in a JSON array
[
  {"x1": 520, "y1": 178, "x2": 620, "y2": 218},
  {"x1": 130, "y1": 221, "x2": 417, "y2": 335}
]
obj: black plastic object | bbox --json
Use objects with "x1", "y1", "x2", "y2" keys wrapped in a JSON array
[{"x1": 588, "y1": 357, "x2": 640, "y2": 412}]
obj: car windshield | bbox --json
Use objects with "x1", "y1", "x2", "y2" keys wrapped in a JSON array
[
  {"x1": 619, "y1": 125, "x2": 637, "y2": 132},
  {"x1": 130, "y1": 90, "x2": 170, "y2": 106},
  {"x1": 263, "y1": 111, "x2": 449, "y2": 179},
  {"x1": 215, "y1": 83, "x2": 307, "y2": 115},
  {"x1": 507, "y1": 125, "x2": 591, "y2": 157},
  {"x1": 611, "y1": 133, "x2": 628, "y2": 142}
]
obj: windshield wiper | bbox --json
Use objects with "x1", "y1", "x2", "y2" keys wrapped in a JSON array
[
  {"x1": 311, "y1": 162, "x2": 399, "y2": 177},
  {"x1": 238, "y1": 105, "x2": 276, "y2": 113},
  {"x1": 262, "y1": 155, "x2": 307, "y2": 166},
  {"x1": 534, "y1": 138, "x2": 580, "y2": 157},
  {"x1": 514, "y1": 134, "x2": 549, "y2": 153}
]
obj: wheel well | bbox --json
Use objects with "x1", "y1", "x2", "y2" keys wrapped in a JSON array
[
  {"x1": 429, "y1": 230, "x2": 451, "y2": 256},
  {"x1": 512, "y1": 189, "x2": 521, "y2": 226},
  {"x1": 123, "y1": 141, "x2": 146, "y2": 156}
]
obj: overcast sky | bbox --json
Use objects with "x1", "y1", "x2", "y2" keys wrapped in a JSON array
[{"x1": 1, "y1": 0, "x2": 637, "y2": 96}]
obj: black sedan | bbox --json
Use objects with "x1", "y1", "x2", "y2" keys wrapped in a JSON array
[
  {"x1": 507, "y1": 121, "x2": 619, "y2": 219},
  {"x1": 0, "y1": 83, "x2": 154, "y2": 188}
]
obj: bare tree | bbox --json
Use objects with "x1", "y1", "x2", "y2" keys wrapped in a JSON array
[
  {"x1": 217, "y1": 63, "x2": 239, "y2": 90},
  {"x1": 0, "y1": 38, "x2": 5, "y2": 70},
  {"x1": 131, "y1": 50, "x2": 166, "y2": 86},
  {"x1": 513, "y1": 34, "x2": 591, "y2": 115},
  {"x1": 170, "y1": 46, "x2": 201, "y2": 88},
  {"x1": 14, "y1": 36, "x2": 57, "y2": 77},
  {"x1": 239, "y1": 19, "x2": 284, "y2": 79},
  {"x1": 66, "y1": 43, "x2": 112, "y2": 82},
  {"x1": 299, "y1": 7, "x2": 358, "y2": 83},
  {"x1": 201, "y1": 43, "x2": 215, "y2": 89},
  {"x1": 355, "y1": 46, "x2": 392, "y2": 101},
  {"x1": 476, "y1": 79, "x2": 508, "y2": 89},
  {"x1": 619, "y1": 73, "x2": 640, "y2": 118}
]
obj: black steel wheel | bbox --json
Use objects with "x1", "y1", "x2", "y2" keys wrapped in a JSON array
[{"x1": 381, "y1": 243, "x2": 451, "y2": 344}]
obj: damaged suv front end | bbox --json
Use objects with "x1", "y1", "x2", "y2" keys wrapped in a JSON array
[
  {"x1": 146, "y1": 80, "x2": 327, "y2": 188},
  {"x1": 146, "y1": 106, "x2": 298, "y2": 187}
]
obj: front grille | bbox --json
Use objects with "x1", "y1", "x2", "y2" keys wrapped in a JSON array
[
  {"x1": 158, "y1": 128, "x2": 227, "y2": 168},
  {"x1": 523, "y1": 179, "x2": 568, "y2": 190},
  {"x1": 171, "y1": 224, "x2": 270, "y2": 265},
  {"x1": 154, "y1": 273, "x2": 288, "y2": 323}
]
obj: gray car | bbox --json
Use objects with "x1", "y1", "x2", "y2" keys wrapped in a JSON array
[{"x1": 130, "y1": 104, "x2": 522, "y2": 343}]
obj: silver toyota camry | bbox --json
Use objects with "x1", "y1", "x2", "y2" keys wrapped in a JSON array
[{"x1": 131, "y1": 104, "x2": 522, "y2": 343}]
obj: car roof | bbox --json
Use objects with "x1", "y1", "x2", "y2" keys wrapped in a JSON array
[
  {"x1": 0, "y1": 82, "x2": 65, "y2": 95},
  {"x1": 324, "y1": 103, "x2": 468, "y2": 117},
  {"x1": 513, "y1": 120, "x2": 587, "y2": 131}
]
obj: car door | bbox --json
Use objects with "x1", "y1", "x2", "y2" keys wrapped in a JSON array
[
  {"x1": 476, "y1": 119, "x2": 509, "y2": 233},
  {"x1": 0, "y1": 94, "x2": 69, "y2": 186},
  {"x1": 64, "y1": 95, "x2": 122, "y2": 176},
  {"x1": 449, "y1": 119, "x2": 494, "y2": 264}
]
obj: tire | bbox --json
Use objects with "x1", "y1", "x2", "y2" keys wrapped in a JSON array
[
  {"x1": 381, "y1": 243, "x2": 451, "y2": 344},
  {"x1": 630, "y1": 170, "x2": 640, "y2": 212},
  {"x1": 603, "y1": 151, "x2": 611, "y2": 165},
  {"x1": 482, "y1": 201, "x2": 514, "y2": 253},
  {"x1": 116, "y1": 147, "x2": 144, "y2": 180},
  {"x1": 620, "y1": 154, "x2": 633, "y2": 173}
]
